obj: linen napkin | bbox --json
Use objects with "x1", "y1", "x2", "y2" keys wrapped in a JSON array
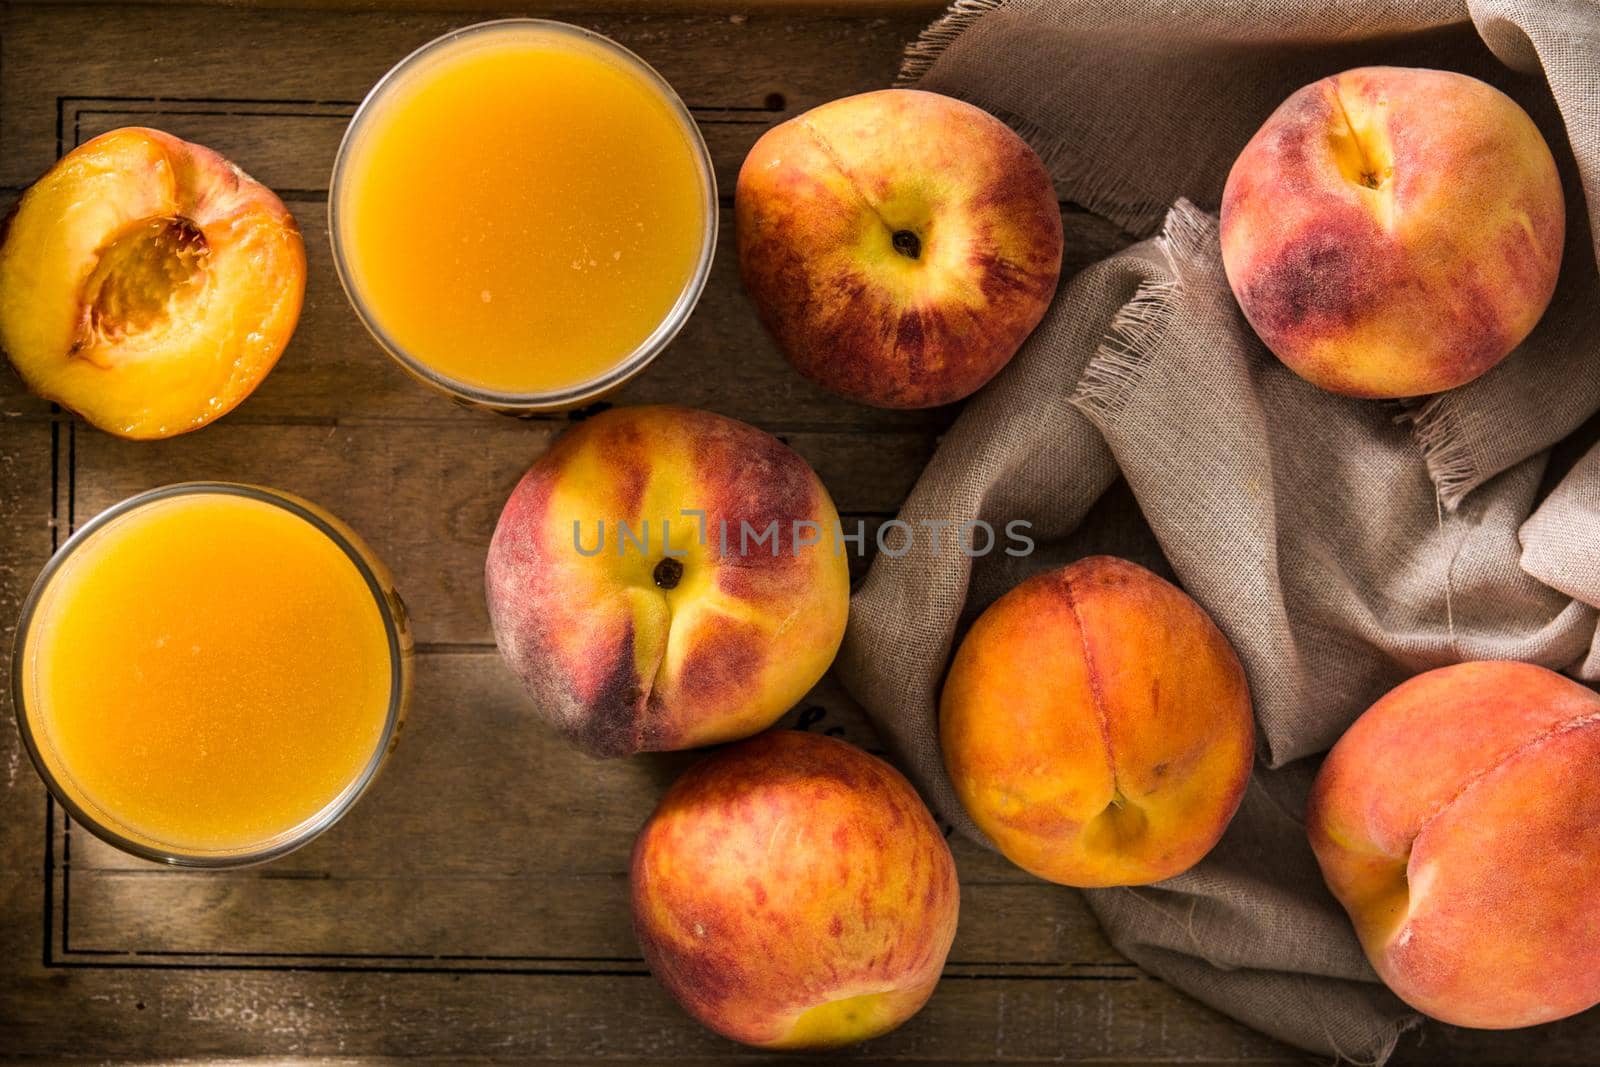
[{"x1": 838, "y1": 0, "x2": 1600, "y2": 1059}]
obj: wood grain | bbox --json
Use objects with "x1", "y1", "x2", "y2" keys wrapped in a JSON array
[
  {"x1": 1, "y1": 2, "x2": 1583, "y2": 1063},
  {"x1": 25, "y1": 0, "x2": 951, "y2": 13}
]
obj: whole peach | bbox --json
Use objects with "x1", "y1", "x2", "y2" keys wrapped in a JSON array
[
  {"x1": 631, "y1": 730, "x2": 959, "y2": 1048},
  {"x1": 737, "y1": 89, "x2": 1063, "y2": 409},
  {"x1": 1308, "y1": 661, "x2": 1600, "y2": 1028},
  {"x1": 485, "y1": 406, "x2": 849, "y2": 757},
  {"x1": 1221, "y1": 67, "x2": 1563, "y2": 397},
  {"x1": 941, "y1": 556, "x2": 1254, "y2": 887}
]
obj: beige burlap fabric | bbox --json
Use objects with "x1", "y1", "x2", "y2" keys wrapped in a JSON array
[{"x1": 838, "y1": 1, "x2": 1600, "y2": 1060}]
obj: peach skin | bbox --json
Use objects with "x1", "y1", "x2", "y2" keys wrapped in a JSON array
[
  {"x1": 485, "y1": 405, "x2": 850, "y2": 757},
  {"x1": 631, "y1": 730, "x2": 959, "y2": 1048},
  {"x1": 1308, "y1": 661, "x2": 1600, "y2": 1029},
  {"x1": 0, "y1": 127, "x2": 306, "y2": 437},
  {"x1": 737, "y1": 89, "x2": 1062, "y2": 409},
  {"x1": 1221, "y1": 67, "x2": 1563, "y2": 398},
  {"x1": 940, "y1": 556, "x2": 1254, "y2": 888}
]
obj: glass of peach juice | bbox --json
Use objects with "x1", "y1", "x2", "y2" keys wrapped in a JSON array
[
  {"x1": 329, "y1": 19, "x2": 717, "y2": 411},
  {"x1": 12, "y1": 484, "x2": 412, "y2": 867}
]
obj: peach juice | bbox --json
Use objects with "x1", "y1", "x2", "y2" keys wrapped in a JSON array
[
  {"x1": 13, "y1": 484, "x2": 410, "y2": 865},
  {"x1": 331, "y1": 20, "x2": 716, "y2": 409}
]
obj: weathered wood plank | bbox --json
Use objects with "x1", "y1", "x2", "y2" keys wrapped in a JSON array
[
  {"x1": 0, "y1": 6, "x2": 1130, "y2": 218},
  {"x1": 0, "y1": 7, "x2": 926, "y2": 188},
  {"x1": 0, "y1": 420, "x2": 63, "y2": 1059},
  {"x1": 0, "y1": 964, "x2": 1302, "y2": 1063},
  {"x1": 0, "y1": 419, "x2": 56, "y2": 860},
  {"x1": 69, "y1": 421, "x2": 936, "y2": 648},
  {"x1": 0, "y1": 345, "x2": 57, "y2": 418},
  {"x1": 64, "y1": 851, "x2": 1128, "y2": 971},
  {"x1": 24, "y1": 0, "x2": 950, "y2": 11}
]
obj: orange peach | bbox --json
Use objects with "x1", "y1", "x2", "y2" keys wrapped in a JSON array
[
  {"x1": 737, "y1": 89, "x2": 1062, "y2": 408},
  {"x1": 940, "y1": 556, "x2": 1254, "y2": 887},
  {"x1": 0, "y1": 127, "x2": 306, "y2": 437},
  {"x1": 1308, "y1": 661, "x2": 1600, "y2": 1028},
  {"x1": 631, "y1": 730, "x2": 959, "y2": 1048},
  {"x1": 1221, "y1": 67, "x2": 1563, "y2": 398},
  {"x1": 485, "y1": 406, "x2": 849, "y2": 757}
]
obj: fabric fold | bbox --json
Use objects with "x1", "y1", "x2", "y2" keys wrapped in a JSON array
[{"x1": 842, "y1": 1, "x2": 1600, "y2": 1060}]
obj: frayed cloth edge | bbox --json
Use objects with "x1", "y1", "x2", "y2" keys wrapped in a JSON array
[
  {"x1": 896, "y1": 0, "x2": 1012, "y2": 85},
  {"x1": 1399, "y1": 395, "x2": 1481, "y2": 512},
  {"x1": 1071, "y1": 199, "x2": 1217, "y2": 419}
]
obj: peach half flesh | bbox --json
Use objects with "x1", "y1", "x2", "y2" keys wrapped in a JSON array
[{"x1": 0, "y1": 127, "x2": 305, "y2": 438}]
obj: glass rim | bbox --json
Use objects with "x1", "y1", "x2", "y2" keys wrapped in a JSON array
[
  {"x1": 326, "y1": 17, "x2": 720, "y2": 412},
  {"x1": 11, "y1": 481, "x2": 409, "y2": 869}
]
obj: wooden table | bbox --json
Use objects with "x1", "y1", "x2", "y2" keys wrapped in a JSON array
[{"x1": 0, "y1": 4, "x2": 1591, "y2": 1063}]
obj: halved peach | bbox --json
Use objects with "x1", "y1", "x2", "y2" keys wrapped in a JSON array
[{"x1": 0, "y1": 127, "x2": 305, "y2": 438}]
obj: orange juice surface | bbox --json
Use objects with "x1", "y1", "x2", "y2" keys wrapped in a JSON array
[
  {"x1": 336, "y1": 23, "x2": 711, "y2": 396},
  {"x1": 21, "y1": 491, "x2": 396, "y2": 855}
]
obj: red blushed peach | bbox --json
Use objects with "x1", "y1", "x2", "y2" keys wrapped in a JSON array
[
  {"x1": 940, "y1": 557, "x2": 1254, "y2": 888},
  {"x1": 737, "y1": 89, "x2": 1063, "y2": 409},
  {"x1": 630, "y1": 730, "x2": 959, "y2": 1048},
  {"x1": 1308, "y1": 661, "x2": 1600, "y2": 1029},
  {"x1": 484, "y1": 405, "x2": 850, "y2": 758},
  {"x1": 0, "y1": 127, "x2": 305, "y2": 437},
  {"x1": 1221, "y1": 67, "x2": 1563, "y2": 398}
]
